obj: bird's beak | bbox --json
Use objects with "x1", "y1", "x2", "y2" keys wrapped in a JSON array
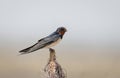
[{"x1": 65, "y1": 29, "x2": 67, "y2": 32}]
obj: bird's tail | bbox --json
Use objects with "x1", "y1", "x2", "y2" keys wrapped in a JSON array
[{"x1": 19, "y1": 43, "x2": 37, "y2": 55}]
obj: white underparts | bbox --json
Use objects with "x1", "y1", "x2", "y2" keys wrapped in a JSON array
[{"x1": 46, "y1": 38, "x2": 61, "y2": 48}]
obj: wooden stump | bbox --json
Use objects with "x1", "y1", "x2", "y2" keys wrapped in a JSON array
[{"x1": 44, "y1": 48, "x2": 66, "y2": 78}]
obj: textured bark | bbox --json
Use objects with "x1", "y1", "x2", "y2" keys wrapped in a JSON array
[{"x1": 44, "y1": 48, "x2": 66, "y2": 78}]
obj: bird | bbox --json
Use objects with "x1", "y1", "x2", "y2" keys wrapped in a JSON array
[{"x1": 19, "y1": 27, "x2": 67, "y2": 54}]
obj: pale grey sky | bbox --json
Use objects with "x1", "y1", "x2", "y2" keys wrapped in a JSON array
[{"x1": 0, "y1": 0, "x2": 120, "y2": 48}]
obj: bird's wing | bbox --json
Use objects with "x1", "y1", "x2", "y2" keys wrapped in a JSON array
[
  {"x1": 19, "y1": 34, "x2": 60, "y2": 54},
  {"x1": 36, "y1": 34, "x2": 60, "y2": 48}
]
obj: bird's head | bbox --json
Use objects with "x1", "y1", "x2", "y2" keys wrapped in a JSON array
[{"x1": 56, "y1": 27, "x2": 67, "y2": 36}]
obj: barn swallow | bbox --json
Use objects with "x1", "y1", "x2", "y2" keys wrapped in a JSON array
[{"x1": 19, "y1": 27, "x2": 67, "y2": 54}]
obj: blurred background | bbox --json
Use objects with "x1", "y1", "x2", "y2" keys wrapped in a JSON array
[{"x1": 0, "y1": 0, "x2": 120, "y2": 78}]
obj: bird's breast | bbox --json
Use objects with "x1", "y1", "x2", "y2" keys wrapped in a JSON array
[{"x1": 46, "y1": 38, "x2": 61, "y2": 48}]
